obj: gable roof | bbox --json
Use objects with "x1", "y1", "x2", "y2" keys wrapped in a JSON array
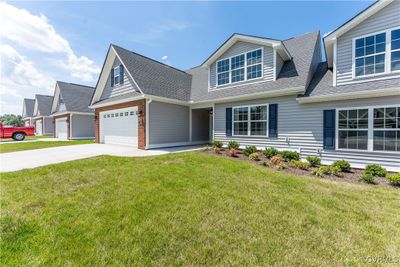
[
  {"x1": 112, "y1": 44, "x2": 192, "y2": 101},
  {"x1": 201, "y1": 33, "x2": 291, "y2": 67},
  {"x1": 53, "y1": 81, "x2": 95, "y2": 114},
  {"x1": 34, "y1": 94, "x2": 53, "y2": 116},
  {"x1": 324, "y1": 0, "x2": 394, "y2": 68},
  {"x1": 189, "y1": 31, "x2": 321, "y2": 102},
  {"x1": 23, "y1": 98, "x2": 35, "y2": 117}
]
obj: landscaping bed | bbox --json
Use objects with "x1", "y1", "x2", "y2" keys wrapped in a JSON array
[{"x1": 204, "y1": 141, "x2": 399, "y2": 188}]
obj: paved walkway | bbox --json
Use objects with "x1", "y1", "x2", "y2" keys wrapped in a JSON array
[{"x1": 0, "y1": 144, "x2": 202, "y2": 172}]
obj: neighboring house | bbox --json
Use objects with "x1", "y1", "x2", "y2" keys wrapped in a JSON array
[
  {"x1": 90, "y1": 0, "x2": 399, "y2": 171},
  {"x1": 32, "y1": 94, "x2": 54, "y2": 136},
  {"x1": 22, "y1": 98, "x2": 35, "y2": 126},
  {"x1": 50, "y1": 81, "x2": 95, "y2": 140}
]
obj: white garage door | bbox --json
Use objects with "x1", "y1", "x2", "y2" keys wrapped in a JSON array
[
  {"x1": 56, "y1": 118, "x2": 68, "y2": 139},
  {"x1": 100, "y1": 107, "x2": 138, "y2": 147},
  {"x1": 35, "y1": 120, "x2": 42, "y2": 135}
]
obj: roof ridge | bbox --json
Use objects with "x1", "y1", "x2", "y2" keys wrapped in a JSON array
[
  {"x1": 111, "y1": 44, "x2": 190, "y2": 76},
  {"x1": 57, "y1": 81, "x2": 94, "y2": 89}
]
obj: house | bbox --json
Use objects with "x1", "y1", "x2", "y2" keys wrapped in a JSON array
[
  {"x1": 32, "y1": 94, "x2": 54, "y2": 136},
  {"x1": 22, "y1": 98, "x2": 35, "y2": 126},
  {"x1": 90, "y1": 0, "x2": 399, "y2": 171},
  {"x1": 50, "y1": 81, "x2": 95, "y2": 140}
]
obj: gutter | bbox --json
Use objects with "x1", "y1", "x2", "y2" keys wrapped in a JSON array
[
  {"x1": 296, "y1": 87, "x2": 400, "y2": 104},
  {"x1": 89, "y1": 95, "x2": 145, "y2": 109}
]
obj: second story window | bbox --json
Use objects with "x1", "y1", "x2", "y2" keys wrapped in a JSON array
[
  {"x1": 113, "y1": 66, "x2": 120, "y2": 85},
  {"x1": 391, "y1": 29, "x2": 400, "y2": 72},
  {"x1": 216, "y1": 48, "x2": 263, "y2": 86},
  {"x1": 355, "y1": 33, "x2": 386, "y2": 77}
]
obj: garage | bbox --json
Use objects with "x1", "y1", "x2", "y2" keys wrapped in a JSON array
[
  {"x1": 35, "y1": 120, "x2": 42, "y2": 135},
  {"x1": 55, "y1": 118, "x2": 68, "y2": 139},
  {"x1": 99, "y1": 107, "x2": 138, "y2": 147}
]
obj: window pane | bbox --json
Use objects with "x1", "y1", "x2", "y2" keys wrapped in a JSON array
[
  {"x1": 392, "y1": 29, "x2": 400, "y2": 40},
  {"x1": 374, "y1": 131, "x2": 384, "y2": 151},
  {"x1": 358, "y1": 131, "x2": 368, "y2": 150},
  {"x1": 338, "y1": 131, "x2": 348, "y2": 149},
  {"x1": 375, "y1": 54, "x2": 385, "y2": 64},
  {"x1": 392, "y1": 39, "x2": 400, "y2": 50},
  {"x1": 217, "y1": 59, "x2": 229, "y2": 73},
  {"x1": 355, "y1": 48, "x2": 364, "y2": 57},
  {"x1": 365, "y1": 45, "x2": 374, "y2": 55},
  {"x1": 234, "y1": 122, "x2": 248, "y2": 135},
  {"x1": 355, "y1": 66, "x2": 364, "y2": 77},
  {"x1": 347, "y1": 131, "x2": 358, "y2": 149},
  {"x1": 247, "y1": 49, "x2": 262, "y2": 65},
  {"x1": 375, "y1": 64, "x2": 385, "y2": 73},
  {"x1": 251, "y1": 122, "x2": 267, "y2": 136},
  {"x1": 218, "y1": 72, "x2": 229, "y2": 85},
  {"x1": 375, "y1": 43, "x2": 385, "y2": 53},
  {"x1": 355, "y1": 58, "x2": 364, "y2": 67},
  {"x1": 384, "y1": 131, "x2": 396, "y2": 151},
  {"x1": 386, "y1": 108, "x2": 397, "y2": 128},
  {"x1": 250, "y1": 106, "x2": 267, "y2": 120},
  {"x1": 234, "y1": 107, "x2": 248, "y2": 121},
  {"x1": 366, "y1": 36, "x2": 374, "y2": 46},
  {"x1": 365, "y1": 65, "x2": 374, "y2": 75},
  {"x1": 231, "y1": 55, "x2": 244, "y2": 70},
  {"x1": 376, "y1": 33, "x2": 386, "y2": 43},
  {"x1": 365, "y1": 56, "x2": 374, "y2": 66},
  {"x1": 247, "y1": 64, "x2": 262, "y2": 79},
  {"x1": 391, "y1": 59, "x2": 400, "y2": 71},
  {"x1": 355, "y1": 38, "x2": 364, "y2": 48},
  {"x1": 231, "y1": 69, "x2": 244, "y2": 83},
  {"x1": 391, "y1": 51, "x2": 400, "y2": 71}
]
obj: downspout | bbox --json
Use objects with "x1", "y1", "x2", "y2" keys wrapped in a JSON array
[{"x1": 145, "y1": 98, "x2": 152, "y2": 149}]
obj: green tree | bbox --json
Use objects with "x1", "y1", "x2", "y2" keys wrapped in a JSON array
[{"x1": 0, "y1": 114, "x2": 24, "y2": 126}]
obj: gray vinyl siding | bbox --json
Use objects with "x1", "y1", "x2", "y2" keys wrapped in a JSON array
[
  {"x1": 191, "y1": 109, "x2": 210, "y2": 142},
  {"x1": 100, "y1": 57, "x2": 141, "y2": 100},
  {"x1": 214, "y1": 95, "x2": 400, "y2": 171},
  {"x1": 43, "y1": 117, "x2": 54, "y2": 135},
  {"x1": 209, "y1": 41, "x2": 274, "y2": 88},
  {"x1": 71, "y1": 114, "x2": 95, "y2": 139},
  {"x1": 336, "y1": 0, "x2": 400, "y2": 85},
  {"x1": 148, "y1": 101, "x2": 190, "y2": 145}
]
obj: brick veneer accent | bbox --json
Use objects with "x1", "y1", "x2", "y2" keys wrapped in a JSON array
[
  {"x1": 53, "y1": 114, "x2": 70, "y2": 139},
  {"x1": 94, "y1": 99, "x2": 146, "y2": 149}
]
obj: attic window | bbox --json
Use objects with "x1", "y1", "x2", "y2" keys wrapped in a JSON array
[{"x1": 113, "y1": 66, "x2": 120, "y2": 84}]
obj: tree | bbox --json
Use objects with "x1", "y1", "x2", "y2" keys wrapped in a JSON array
[{"x1": 0, "y1": 114, "x2": 24, "y2": 126}]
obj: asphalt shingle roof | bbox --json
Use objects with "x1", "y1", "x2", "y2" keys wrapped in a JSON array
[
  {"x1": 303, "y1": 62, "x2": 400, "y2": 98},
  {"x1": 56, "y1": 81, "x2": 95, "y2": 113},
  {"x1": 112, "y1": 45, "x2": 192, "y2": 101},
  {"x1": 93, "y1": 91, "x2": 142, "y2": 106},
  {"x1": 23, "y1": 98, "x2": 35, "y2": 117},
  {"x1": 35, "y1": 94, "x2": 53, "y2": 116}
]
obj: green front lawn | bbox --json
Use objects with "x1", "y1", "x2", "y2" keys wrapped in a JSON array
[
  {"x1": 1, "y1": 152, "x2": 399, "y2": 266},
  {"x1": 0, "y1": 140, "x2": 94, "y2": 153}
]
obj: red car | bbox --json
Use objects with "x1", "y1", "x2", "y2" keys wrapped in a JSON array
[{"x1": 0, "y1": 122, "x2": 35, "y2": 141}]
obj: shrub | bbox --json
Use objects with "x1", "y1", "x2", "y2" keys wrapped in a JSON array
[
  {"x1": 365, "y1": 164, "x2": 387, "y2": 177},
  {"x1": 311, "y1": 166, "x2": 331, "y2": 177},
  {"x1": 243, "y1": 146, "x2": 257, "y2": 156},
  {"x1": 360, "y1": 172, "x2": 375, "y2": 184},
  {"x1": 306, "y1": 156, "x2": 321, "y2": 167},
  {"x1": 331, "y1": 165, "x2": 342, "y2": 176},
  {"x1": 270, "y1": 155, "x2": 284, "y2": 165},
  {"x1": 279, "y1": 150, "x2": 300, "y2": 162},
  {"x1": 228, "y1": 148, "x2": 238, "y2": 157},
  {"x1": 289, "y1": 160, "x2": 310, "y2": 170},
  {"x1": 386, "y1": 173, "x2": 400, "y2": 186},
  {"x1": 249, "y1": 152, "x2": 260, "y2": 161},
  {"x1": 212, "y1": 140, "x2": 223, "y2": 149},
  {"x1": 278, "y1": 163, "x2": 288, "y2": 170},
  {"x1": 263, "y1": 147, "x2": 278, "y2": 159},
  {"x1": 332, "y1": 160, "x2": 351, "y2": 172},
  {"x1": 227, "y1": 140, "x2": 240, "y2": 150}
]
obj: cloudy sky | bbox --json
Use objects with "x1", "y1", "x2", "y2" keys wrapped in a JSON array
[{"x1": 0, "y1": 0, "x2": 372, "y2": 115}]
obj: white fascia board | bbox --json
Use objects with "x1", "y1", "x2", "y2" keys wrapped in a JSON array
[
  {"x1": 50, "y1": 83, "x2": 60, "y2": 114},
  {"x1": 296, "y1": 87, "x2": 400, "y2": 104},
  {"x1": 144, "y1": 94, "x2": 191, "y2": 106},
  {"x1": 89, "y1": 95, "x2": 145, "y2": 109},
  {"x1": 191, "y1": 86, "x2": 305, "y2": 105},
  {"x1": 51, "y1": 111, "x2": 94, "y2": 117}
]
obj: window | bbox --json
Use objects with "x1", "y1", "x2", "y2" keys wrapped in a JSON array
[
  {"x1": 125, "y1": 112, "x2": 129, "y2": 116},
  {"x1": 247, "y1": 49, "x2": 262, "y2": 79},
  {"x1": 233, "y1": 105, "x2": 268, "y2": 136},
  {"x1": 217, "y1": 59, "x2": 230, "y2": 85},
  {"x1": 338, "y1": 109, "x2": 368, "y2": 150},
  {"x1": 216, "y1": 48, "x2": 263, "y2": 86},
  {"x1": 391, "y1": 29, "x2": 400, "y2": 71},
  {"x1": 373, "y1": 107, "x2": 400, "y2": 151},
  {"x1": 355, "y1": 33, "x2": 386, "y2": 77},
  {"x1": 130, "y1": 111, "x2": 134, "y2": 115},
  {"x1": 113, "y1": 66, "x2": 120, "y2": 85}
]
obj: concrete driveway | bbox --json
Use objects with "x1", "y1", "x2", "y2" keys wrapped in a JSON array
[{"x1": 1, "y1": 144, "x2": 202, "y2": 172}]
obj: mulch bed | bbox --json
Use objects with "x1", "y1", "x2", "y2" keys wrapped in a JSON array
[{"x1": 202, "y1": 148, "x2": 397, "y2": 188}]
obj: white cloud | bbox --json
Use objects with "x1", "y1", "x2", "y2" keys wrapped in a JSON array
[
  {"x1": 162, "y1": 56, "x2": 168, "y2": 60},
  {"x1": 0, "y1": 2, "x2": 100, "y2": 82}
]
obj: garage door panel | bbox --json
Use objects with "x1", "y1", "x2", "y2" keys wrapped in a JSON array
[
  {"x1": 56, "y1": 118, "x2": 68, "y2": 139},
  {"x1": 100, "y1": 107, "x2": 138, "y2": 147}
]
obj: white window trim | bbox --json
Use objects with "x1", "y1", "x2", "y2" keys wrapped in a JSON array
[
  {"x1": 232, "y1": 104, "x2": 269, "y2": 137},
  {"x1": 335, "y1": 105, "x2": 400, "y2": 154},
  {"x1": 352, "y1": 26, "x2": 400, "y2": 80},
  {"x1": 390, "y1": 28, "x2": 400, "y2": 72},
  {"x1": 216, "y1": 47, "x2": 264, "y2": 87}
]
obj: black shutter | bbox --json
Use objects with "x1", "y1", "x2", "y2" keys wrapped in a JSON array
[
  {"x1": 111, "y1": 68, "x2": 114, "y2": 87},
  {"x1": 119, "y1": 64, "x2": 124, "y2": 85},
  {"x1": 226, "y1": 107, "x2": 232, "y2": 137},
  {"x1": 269, "y1": 104, "x2": 278, "y2": 138},
  {"x1": 323, "y1": 109, "x2": 336, "y2": 150}
]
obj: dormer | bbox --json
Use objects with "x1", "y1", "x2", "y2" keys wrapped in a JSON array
[
  {"x1": 324, "y1": 0, "x2": 400, "y2": 86},
  {"x1": 202, "y1": 34, "x2": 291, "y2": 90}
]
